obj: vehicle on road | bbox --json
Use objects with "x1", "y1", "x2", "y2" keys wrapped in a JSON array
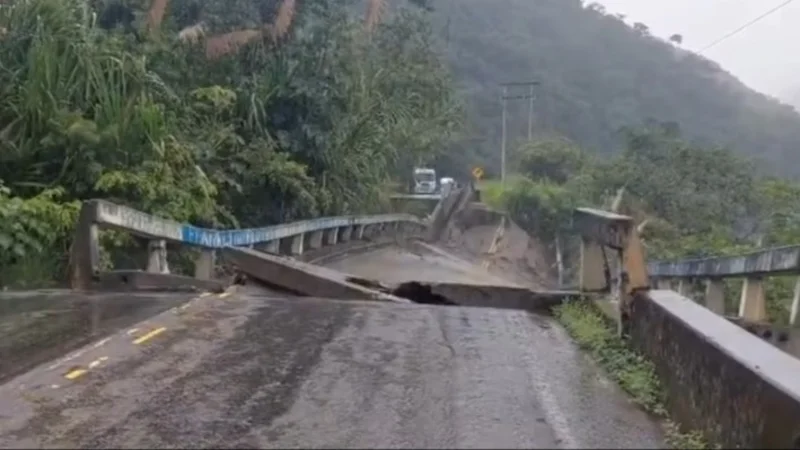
[
  {"x1": 413, "y1": 167, "x2": 437, "y2": 194},
  {"x1": 440, "y1": 177, "x2": 455, "y2": 197}
]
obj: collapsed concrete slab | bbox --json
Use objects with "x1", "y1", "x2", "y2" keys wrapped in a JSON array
[
  {"x1": 398, "y1": 281, "x2": 579, "y2": 311},
  {"x1": 221, "y1": 246, "x2": 410, "y2": 303}
]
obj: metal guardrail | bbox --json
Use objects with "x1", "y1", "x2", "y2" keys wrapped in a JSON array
[{"x1": 70, "y1": 199, "x2": 426, "y2": 290}]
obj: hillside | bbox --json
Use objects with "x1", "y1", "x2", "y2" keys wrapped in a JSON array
[{"x1": 431, "y1": 0, "x2": 800, "y2": 178}]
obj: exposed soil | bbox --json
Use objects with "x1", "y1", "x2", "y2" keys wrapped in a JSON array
[{"x1": 438, "y1": 204, "x2": 555, "y2": 290}]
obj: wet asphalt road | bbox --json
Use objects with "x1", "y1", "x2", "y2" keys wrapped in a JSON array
[
  {"x1": 0, "y1": 290, "x2": 197, "y2": 384},
  {"x1": 325, "y1": 245, "x2": 515, "y2": 286},
  {"x1": 0, "y1": 246, "x2": 665, "y2": 449}
]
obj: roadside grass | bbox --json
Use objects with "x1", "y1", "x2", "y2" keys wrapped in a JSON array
[
  {"x1": 477, "y1": 179, "x2": 507, "y2": 211},
  {"x1": 553, "y1": 300, "x2": 710, "y2": 450}
]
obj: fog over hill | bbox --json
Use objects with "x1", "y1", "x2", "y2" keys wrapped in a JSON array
[{"x1": 429, "y1": 0, "x2": 800, "y2": 178}]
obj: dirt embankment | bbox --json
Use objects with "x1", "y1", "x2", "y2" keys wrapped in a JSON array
[{"x1": 437, "y1": 202, "x2": 556, "y2": 290}]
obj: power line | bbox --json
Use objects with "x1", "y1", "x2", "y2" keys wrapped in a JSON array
[{"x1": 699, "y1": 0, "x2": 796, "y2": 53}]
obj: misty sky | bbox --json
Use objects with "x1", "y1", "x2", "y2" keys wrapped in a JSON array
[{"x1": 598, "y1": 0, "x2": 800, "y2": 100}]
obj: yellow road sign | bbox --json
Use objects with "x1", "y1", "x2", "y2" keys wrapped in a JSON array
[{"x1": 472, "y1": 166, "x2": 484, "y2": 180}]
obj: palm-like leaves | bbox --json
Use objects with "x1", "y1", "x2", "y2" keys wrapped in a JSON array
[{"x1": 0, "y1": 0, "x2": 461, "y2": 283}]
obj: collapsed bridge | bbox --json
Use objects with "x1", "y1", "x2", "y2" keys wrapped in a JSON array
[{"x1": 0, "y1": 184, "x2": 798, "y2": 449}]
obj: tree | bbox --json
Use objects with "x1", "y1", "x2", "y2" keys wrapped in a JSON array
[
  {"x1": 514, "y1": 138, "x2": 588, "y2": 184},
  {"x1": 632, "y1": 22, "x2": 650, "y2": 35},
  {"x1": 0, "y1": 0, "x2": 462, "y2": 286},
  {"x1": 669, "y1": 33, "x2": 683, "y2": 45}
]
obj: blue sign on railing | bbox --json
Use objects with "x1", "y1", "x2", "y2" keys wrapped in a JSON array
[{"x1": 181, "y1": 225, "x2": 290, "y2": 248}]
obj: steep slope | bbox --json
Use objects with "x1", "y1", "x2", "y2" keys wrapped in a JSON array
[{"x1": 432, "y1": 0, "x2": 800, "y2": 177}]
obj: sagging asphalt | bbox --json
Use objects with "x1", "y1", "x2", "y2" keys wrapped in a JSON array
[{"x1": 0, "y1": 245, "x2": 665, "y2": 449}]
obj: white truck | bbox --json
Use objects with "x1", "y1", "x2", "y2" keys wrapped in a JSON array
[{"x1": 412, "y1": 167, "x2": 437, "y2": 195}]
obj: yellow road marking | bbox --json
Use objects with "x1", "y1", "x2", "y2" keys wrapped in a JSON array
[
  {"x1": 65, "y1": 369, "x2": 87, "y2": 380},
  {"x1": 219, "y1": 292, "x2": 231, "y2": 299},
  {"x1": 179, "y1": 302, "x2": 191, "y2": 310},
  {"x1": 133, "y1": 327, "x2": 167, "y2": 345}
]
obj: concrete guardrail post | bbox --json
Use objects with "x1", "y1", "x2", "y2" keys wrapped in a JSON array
[
  {"x1": 677, "y1": 279, "x2": 691, "y2": 298},
  {"x1": 324, "y1": 228, "x2": 338, "y2": 246},
  {"x1": 739, "y1": 276, "x2": 767, "y2": 322},
  {"x1": 791, "y1": 277, "x2": 800, "y2": 326},
  {"x1": 307, "y1": 230, "x2": 324, "y2": 250},
  {"x1": 704, "y1": 278, "x2": 726, "y2": 315},
  {"x1": 279, "y1": 234, "x2": 304, "y2": 256},
  {"x1": 70, "y1": 201, "x2": 101, "y2": 290},
  {"x1": 354, "y1": 224, "x2": 365, "y2": 240},
  {"x1": 338, "y1": 226, "x2": 352, "y2": 243},
  {"x1": 194, "y1": 249, "x2": 216, "y2": 280},
  {"x1": 264, "y1": 240, "x2": 280, "y2": 254},
  {"x1": 146, "y1": 239, "x2": 170, "y2": 274}
]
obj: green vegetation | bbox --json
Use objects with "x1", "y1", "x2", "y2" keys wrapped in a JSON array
[
  {"x1": 555, "y1": 300, "x2": 709, "y2": 449},
  {"x1": 0, "y1": 0, "x2": 461, "y2": 287},
  {"x1": 488, "y1": 121, "x2": 800, "y2": 324},
  {"x1": 4, "y1": 0, "x2": 800, "y2": 312},
  {"x1": 431, "y1": 0, "x2": 800, "y2": 178}
]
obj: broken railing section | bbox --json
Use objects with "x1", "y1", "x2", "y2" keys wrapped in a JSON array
[
  {"x1": 573, "y1": 206, "x2": 800, "y2": 447},
  {"x1": 69, "y1": 199, "x2": 427, "y2": 290},
  {"x1": 572, "y1": 207, "x2": 649, "y2": 332},
  {"x1": 649, "y1": 245, "x2": 800, "y2": 324}
]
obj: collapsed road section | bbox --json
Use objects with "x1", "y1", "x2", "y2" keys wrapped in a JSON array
[{"x1": 0, "y1": 239, "x2": 664, "y2": 449}]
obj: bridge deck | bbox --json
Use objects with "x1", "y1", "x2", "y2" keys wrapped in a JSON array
[{"x1": 0, "y1": 245, "x2": 664, "y2": 449}]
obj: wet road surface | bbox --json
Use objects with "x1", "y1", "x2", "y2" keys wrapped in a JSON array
[
  {"x1": 325, "y1": 245, "x2": 515, "y2": 287},
  {"x1": 0, "y1": 246, "x2": 665, "y2": 449},
  {"x1": 0, "y1": 290, "x2": 198, "y2": 384}
]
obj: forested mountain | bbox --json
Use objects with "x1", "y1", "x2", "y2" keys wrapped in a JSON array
[{"x1": 431, "y1": 0, "x2": 800, "y2": 178}]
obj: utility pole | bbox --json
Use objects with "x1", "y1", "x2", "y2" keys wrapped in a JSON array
[
  {"x1": 501, "y1": 85, "x2": 508, "y2": 185},
  {"x1": 499, "y1": 81, "x2": 540, "y2": 185},
  {"x1": 527, "y1": 84, "x2": 535, "y2": 141}
]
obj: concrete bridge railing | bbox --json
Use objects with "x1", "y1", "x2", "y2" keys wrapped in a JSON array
[
  {"x1": 574, "y1": 207, "x2": 800, "y2": 448},
  {"x1": 69, "y1": 199, "x2": 426, "y2": 290},
  {"x1": 649, "y1": 246, "x2": 800, "y2": 325}
]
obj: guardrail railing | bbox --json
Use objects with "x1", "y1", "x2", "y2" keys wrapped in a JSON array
[
  {"x1": 572, "y1": 207, "x2": 800, "y2": 447},
  {"x1": 648, "y1": 245, "x2": 800, "y2": 324},
  {"x1": 69, "y1": 199, "x2": 426, "y2": 290}
]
